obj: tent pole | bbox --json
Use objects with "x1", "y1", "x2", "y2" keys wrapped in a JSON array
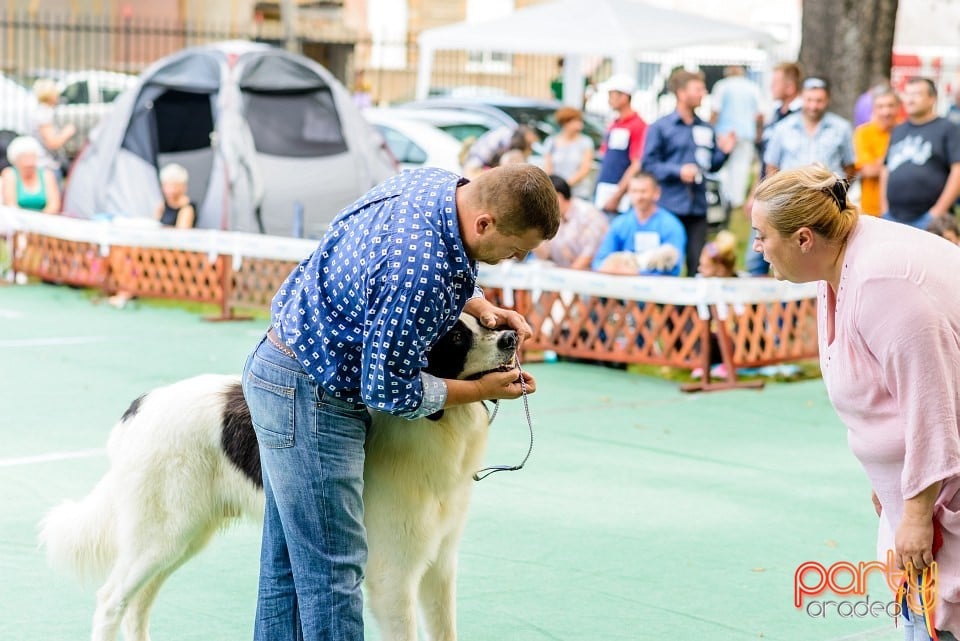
[{"x1": 415, "y1": 43, "x2": 434, "y2": 100}]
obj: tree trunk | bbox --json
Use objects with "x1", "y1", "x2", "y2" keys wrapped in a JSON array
[{"x1": 798, "y1": 0, "x2": 899, "y2": 121}]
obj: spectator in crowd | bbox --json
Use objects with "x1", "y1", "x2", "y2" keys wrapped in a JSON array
[
  {"x1": 853, "y1": 77, "x2": 891, "y2": 127},
  {"x1": 642, "y1": 70, "x2": 735, "y2": 276},
  {"x1": 533, "y1": 174, "x2": 608, "y2": 269},
  {"x1": 462, "y1": 125, "x2": 538, "y2": 178},
  {"x1": 752, "y1": 164, "x2": 960, "y2": 641},
  {"x1": 351, "y1": 70, "x2": 373, "y2": 110},
  {"x1": 0, "y1": 136, "x2": 61, "y2": 213},
  {"x1": 948, "y1": 85, "x2": 960, "y2": 126},
  {"x1": 594, "y1": 74, "x2": 646, "y2": 215},
  {"x1": 154, "y1": 163, "x2": 196, "y2": 228},
  {"x1": 881, "y1": 77, "x2": 960, "y2": 229},
  {"x1": 496, "y1": 149, "x2": 528, "y2": 167},
  {"x1": 692, "y1": 229, "x2": 739, "y2": 378},
  {"x1": 241, "y1": 165, "x2": 557, "y2": 641},
  {"x1": 543, "y1": 107, "x2": 596, "y2": 200},
  {"x1": 697, "y1": 230, "x2": 739, "y2": 278},
  {"x1": 550, "y1": 58, "x2": 564, "y2": 101},
  {"x1": 927, "y1": 214, "x2": 960, "y2": 244},
  {"x1": 745, "y1": 61, "x2": 804, "y2": 276},
  {"x1": 710, "y1": 65, "x2": 762, "y2": 218},
  {"x1": 107, "y1": 163, "x2": 197, "y2": 308},
  {"x1": 853, "y1": 87, "x2": 900, "y2": 216},
  {"x1": 764, "y1": 77, "x2": 855, "y2": 180},
  {"x1": 592, "y1": 172, "x2": 686, "y2": 276},
  {"x1": 31, "y1": 79, "x2": 76, "y2": 182}
]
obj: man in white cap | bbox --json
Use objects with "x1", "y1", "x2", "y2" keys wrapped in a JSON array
[{"x1": 594, "y1": 73, "x2": 647, "y2": 216}]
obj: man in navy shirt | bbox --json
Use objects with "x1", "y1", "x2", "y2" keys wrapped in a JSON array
[
  {"x1": 241, "y1": 165, "x2": 560, "y2": 641},
  {"x1": 642, "y1": 70, "x2": 735, "y2": 276}
]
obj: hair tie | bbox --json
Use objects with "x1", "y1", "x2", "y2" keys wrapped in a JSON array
[{"x1": 822, "y1": 177, "x2": 850, "y2": 211}]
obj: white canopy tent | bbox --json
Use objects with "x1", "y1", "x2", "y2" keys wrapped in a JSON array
[{"x1": 416, "y1": 0, "x2": 776, "y2": 106}]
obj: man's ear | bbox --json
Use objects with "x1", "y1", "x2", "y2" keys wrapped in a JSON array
[{"x1": 475, "y1": 212, "x2": 495, "y2": 236}]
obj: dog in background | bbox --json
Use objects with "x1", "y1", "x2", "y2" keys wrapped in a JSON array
[{"x1": 39, "y1": 313, "x2": 519, "y2": 641}]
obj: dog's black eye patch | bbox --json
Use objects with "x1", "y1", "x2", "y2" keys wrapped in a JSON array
[{"x1": 424, "y1": 320, "x2": 474, "y2": 380}]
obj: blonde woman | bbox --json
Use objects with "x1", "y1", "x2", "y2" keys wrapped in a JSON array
[
  {"x1": 32, "y1": 78, "x2": 76, "y2": 179},
  {"x1": 155, "y1": 163, "x2": 196, "y2": 228},
  {"x1": 753, "y1": 164, "x2": 960, "y2": 640}
]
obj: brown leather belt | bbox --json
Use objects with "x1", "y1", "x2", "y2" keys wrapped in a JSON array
[{"x1": 266, "y1": 327, "x2": 298, "y2": 360}]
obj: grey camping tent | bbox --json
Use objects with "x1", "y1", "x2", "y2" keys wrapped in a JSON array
[{"x1": 64, "y1": 40, "x2": 397, "y2": 237}]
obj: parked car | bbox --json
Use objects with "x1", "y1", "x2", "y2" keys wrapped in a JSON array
[
  {"x1": 362, "y1": 108, "x2": 464, "y2": 173},
  {"x1": 20, "y1": 69, "x2": 137, "y2": 158},
  {"x1": 379, "y1": 106, "x2": 498, "y2": 144},
  {"x1": 400, "y1": 95, "x2": 607, "y2": 150},
  {"x1": 0, "y1": 73, "x2": 37, "y2": 135}
]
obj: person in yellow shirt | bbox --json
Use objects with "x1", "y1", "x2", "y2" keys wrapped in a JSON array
[{"x1": 853, "y1": 87, "x2": 900, "y2": 215}]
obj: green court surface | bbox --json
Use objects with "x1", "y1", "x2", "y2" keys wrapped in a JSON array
[{"x1": 1, "y1": 284, "x2": 903, "y2": 641}]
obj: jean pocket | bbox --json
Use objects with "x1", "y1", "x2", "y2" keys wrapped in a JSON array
[{"x1": 244, "y1": 370, "x2": 295, "y2": 449}]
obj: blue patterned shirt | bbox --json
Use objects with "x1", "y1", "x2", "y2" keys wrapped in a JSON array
[{"x1": 272, "y1": 168, "x2": 479, "y2": 418}]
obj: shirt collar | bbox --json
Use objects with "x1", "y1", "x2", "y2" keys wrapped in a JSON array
[{"x1": 440, "y1": 175, "x2": 477, "y2": 278}]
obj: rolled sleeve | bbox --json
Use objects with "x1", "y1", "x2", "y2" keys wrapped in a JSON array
[{"x1": 413, "y1": 372, "x2": 448, "y2": 418}]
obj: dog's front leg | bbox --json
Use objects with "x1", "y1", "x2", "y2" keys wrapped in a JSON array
[
  {"x1": 367, "y1": 570, "x2": 419, "y2": 641},
  {"x1": 418, "y1": 548, "x2": 458, "y2": 641}
]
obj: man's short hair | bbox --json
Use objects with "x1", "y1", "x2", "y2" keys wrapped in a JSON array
[
  {"x1": 907, "y1": 77, "x2": 938, "y2": 98},
  {"x1": 472, "y1": 164, "x2": 561, "y2": 240},
  {"x1": 630, "y1": 171, "x2": 659, "y2": 188},
  {"x1": 773, "y1": 62, "x2": 803, "y2": 89},
  {"x1": 672, "y1": 70, "x2": 705, "y2": 94},
  {"x1": 549, "y1": 174, "x2": 571, "y2": 200}
]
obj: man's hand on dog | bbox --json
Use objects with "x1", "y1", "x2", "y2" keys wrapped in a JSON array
[{"x1": 464, "y1": 299, "x2": 533, "y2": 343}]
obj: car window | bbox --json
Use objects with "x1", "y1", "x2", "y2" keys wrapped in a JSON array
[
  {"x1": 436, "y1": 123, "x2": 489, "y2": 142},
  {"x1": 376, "y1": 125, "x2": 427, "y2": 164},
  {"x1": 101, "y1": 86, "x2": 125, "y2": 103},
  {"x1": 494, "y1": 104, "x2": 605, "y2": 149},
  {"x1": 61, "y1": 81, "x2": 89, "y2": 105}
]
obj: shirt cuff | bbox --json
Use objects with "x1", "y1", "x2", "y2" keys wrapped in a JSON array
[
  {"x1": 408, "y1": 372, "x2": 447, "y2": 419},
  {"x1": 469, "y1": 285, "x2": 484, "y2": 300}
]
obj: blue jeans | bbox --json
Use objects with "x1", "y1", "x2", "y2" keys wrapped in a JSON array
[
  {"x1": 903, "y1": 610, "x2": 958, "y2": 641},
  {"x1": 883, "y1": 210, "x2": 935, "y2": 230},
  {"x1": 242, "y1": 336, "x2": 371, "y2": 641}
]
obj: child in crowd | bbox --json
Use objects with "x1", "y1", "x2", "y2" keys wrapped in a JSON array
[
  {"x1": 697, "y1": 230, "x2": 738, "y2": 277},
  {"x1": 692, "y1": 230, "x2": 739, "y2": 378}
]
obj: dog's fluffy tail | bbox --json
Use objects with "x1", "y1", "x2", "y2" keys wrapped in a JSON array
[{"x1": 38, "y1": 476, "x2": 117, "y2": 584}]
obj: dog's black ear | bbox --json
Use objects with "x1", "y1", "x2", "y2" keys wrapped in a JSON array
[{"x1": 426, "y1": 410, "x2": 445, "y2": 421}]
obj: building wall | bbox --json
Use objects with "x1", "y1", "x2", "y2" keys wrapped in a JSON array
[{"x1": 356, "y1": 0, "x2": 561, "y2": 105}]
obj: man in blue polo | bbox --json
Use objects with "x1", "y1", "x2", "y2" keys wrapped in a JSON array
[
  {"x1": 763, "y1": 76, "x2": 855, "y2": 180},
  {"x1": 641, "y1": 70, "x2": 735, "y2": 276}
]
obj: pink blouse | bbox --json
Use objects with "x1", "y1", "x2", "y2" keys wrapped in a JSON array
[{"x1": 819, "y1": 215, "x2": 960, "y2": 633}]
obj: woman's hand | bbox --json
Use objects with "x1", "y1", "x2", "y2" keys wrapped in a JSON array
[
  {"x1": 895, "y1": 513, "x2": 935, "y2": 571},
  {"x1": 895, "y1": 481, "x2": 942, "y2": 570}
]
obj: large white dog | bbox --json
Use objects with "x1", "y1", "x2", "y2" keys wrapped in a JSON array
[{"x1": 40, "y1": 314, "x2": 519, "y2": 641}]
